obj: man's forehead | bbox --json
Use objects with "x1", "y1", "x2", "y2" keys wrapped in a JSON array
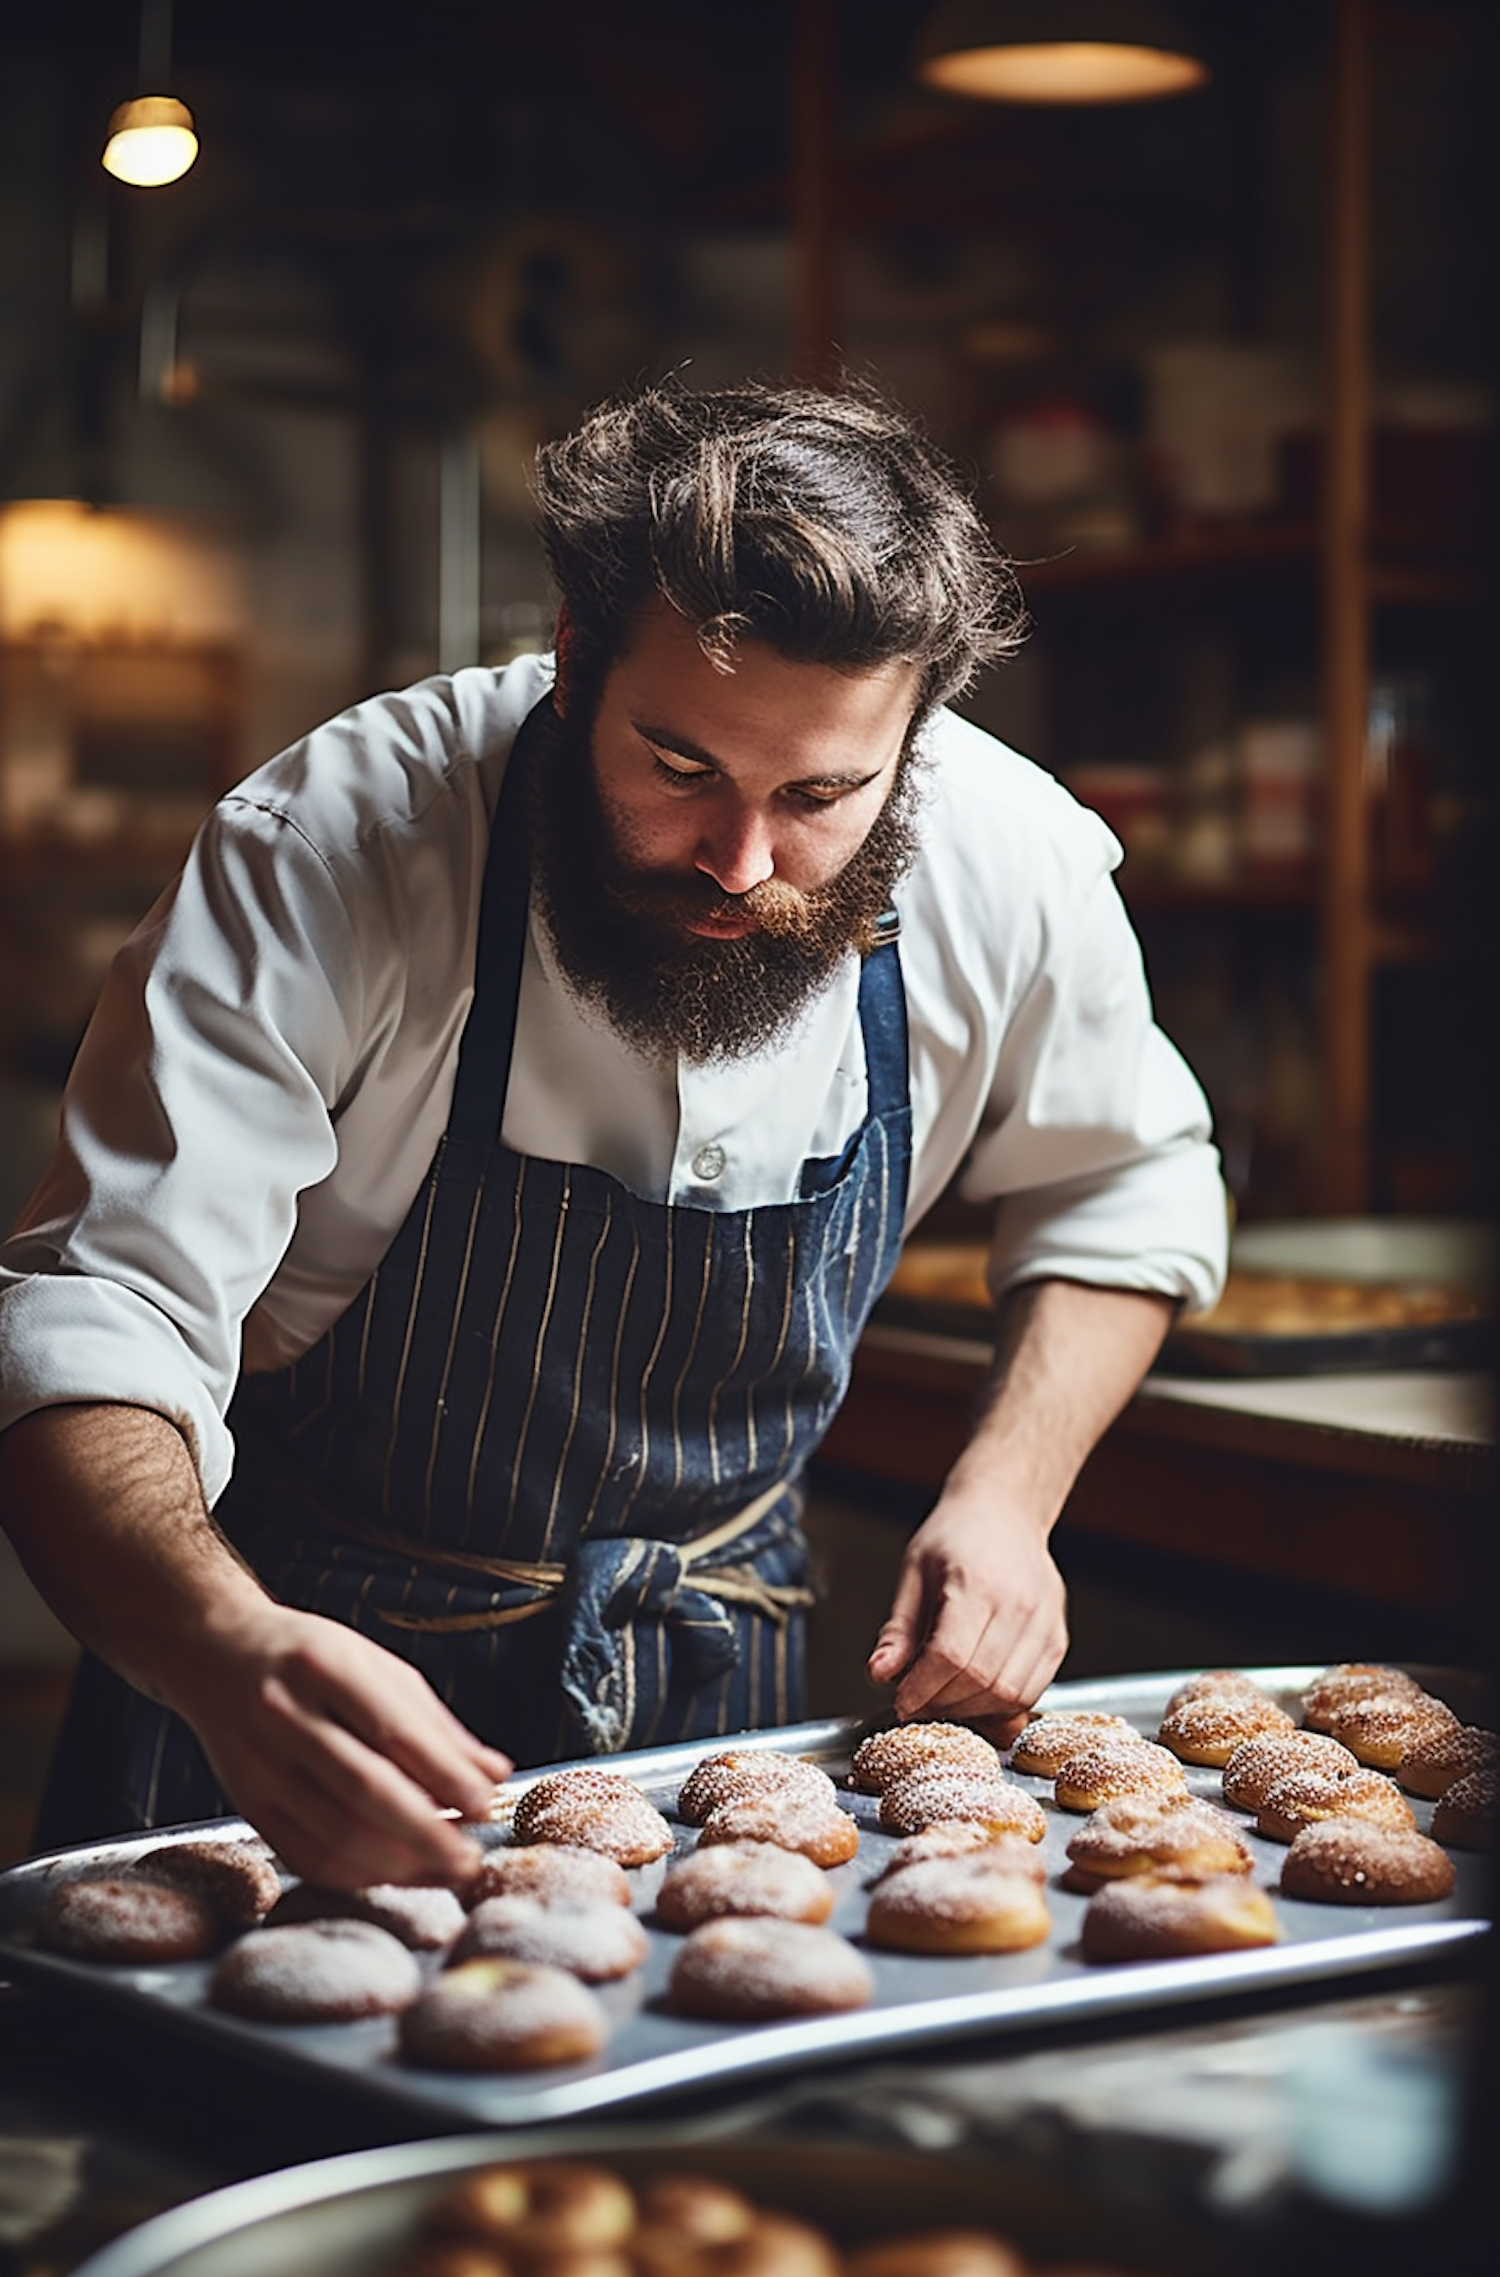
[
  {"x1": 604, "y1": 605, "x2": 921, "y2": 754},
  {"x1": 614, "y1": 598, "x2": 915, "y2": 684}
]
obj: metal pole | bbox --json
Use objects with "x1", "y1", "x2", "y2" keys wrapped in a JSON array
[{"x1": 139, "y1": 0, "x2": 174, "y2": 88}]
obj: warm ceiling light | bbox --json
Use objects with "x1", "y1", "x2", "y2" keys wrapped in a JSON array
[
  {"x1": 102, "y1": 94, "x2": 199, "y2": 186},
  {"x1": 914, "y1": 1, "x2": 1209, "y2": 105}
]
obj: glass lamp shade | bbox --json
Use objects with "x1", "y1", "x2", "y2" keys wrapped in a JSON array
[
  {"x1": 102, "y1": 95, "x2": 199, "y2": 185},
  {"x1": 914, "y1": 0, "x2": 1208, "y2": 104}
]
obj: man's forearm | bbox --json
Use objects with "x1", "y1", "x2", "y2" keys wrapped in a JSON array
[
  {"x1": 945, "y1": 1276, "x2": 1176, "y2": 1530},
  {"x1": 0, "y1": 1401, "x2": 510, "y2": 1882},
  {"x1": 0, "y1": 1401, "x2": 269, "y2": 1711},
  {"x1": 867, "y1": 1277, "x2": 1175, "y2": 1724}
]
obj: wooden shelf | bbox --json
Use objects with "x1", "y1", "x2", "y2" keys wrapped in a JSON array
[
  {"x1": 0, "y1": 826, "x2": 203, "y2": 877},
  {"x1": 1019, "y1": 523, "x2": 1485, "y2": 605},
  {"x1": 1364, "y1": 556, "x2": 1490, "y2": 608},
  {"x1": 1021, "y1": 522, "x2": 1320, "y2": 594},
  {"x1": 1117, "y1": 875, "x2": 1445, "y2": 956},
  {"x1": 0, "y1": 637, "x2": 243, "y2": 1074},
  {"x1": 1368, "y1": 914, "x2": 1451, "y2": 966},
  {"x1": 1120, "y1": 870, "x2": 1318, "y2": 916},
  {"x1": 1009, "y1": 3, "x2": 1477, "y2": 1210}
]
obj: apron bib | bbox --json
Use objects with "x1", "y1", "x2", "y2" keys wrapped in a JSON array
[{"x1": 34, "y1": 702, "x2": 913, "y2": 1842}]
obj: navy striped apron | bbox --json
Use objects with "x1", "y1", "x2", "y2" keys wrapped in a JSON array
[{"x1": 33, "y1": 703, "x2": 913, "y2": 1843}]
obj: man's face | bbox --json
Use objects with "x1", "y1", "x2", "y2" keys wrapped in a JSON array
[{"x1": 530, "y1": 602, "x2": 925, "y2": 1063}]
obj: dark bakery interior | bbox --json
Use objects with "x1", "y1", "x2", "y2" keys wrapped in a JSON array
[{"x1": 0, "y1": 4, "x2": 1495, "y2": 2275}]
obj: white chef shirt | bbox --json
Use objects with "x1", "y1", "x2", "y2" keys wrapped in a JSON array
[{"x1": 0, "y1": 652, "x2": 1228, "y2": 1507}]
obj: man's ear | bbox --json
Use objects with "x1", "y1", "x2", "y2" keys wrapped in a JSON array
[{"x1": 552, "y1": 602, "x2": 576, "y2": 718}]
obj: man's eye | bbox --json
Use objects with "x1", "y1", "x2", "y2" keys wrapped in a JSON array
[{"x1": 651, "y1": 754, "x2": 711, "y2": 788}]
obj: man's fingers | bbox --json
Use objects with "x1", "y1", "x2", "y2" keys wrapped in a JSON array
[
  {"x1": 891, "y1": 1602, "x2": 1064, "y2": 1728},
  {"x1": 867, "y1": 1559, "x2": 929, "y2": 1684},
  {"x1": 242, "y1": 1786, "x2": 439, "y2": 1890},
  {"x1": 261, "y1": 1673, "x2": 481, "y2": 1837},
  {"x1": 375, "y1": 1713, "x2": 512, "y2": 1824},
  {"x1": 892, "y1": 1653, "x2": 971, "y2": 1720},
  {"x1": 258, "y1": 1675, "x2": 486, "y2": 1885},
  {"x1": 867, "y1": 1619, "x2": 916, "y2": 1683},
  {"x1": 272, "y1": 1636, "x2": 511, "y2": 1823},
  {"x1": 891, "y1": 1598, "x2": 995, "y2": 1719},
  {"x1": 204, "y1": 1728, "x2": 451, "y2": 1890},
  {"x1": 879, "y1": 1566, "x2": 971, "y2": 1712},
  {"x1": 890, "y1": 1616, "x2": 980, "y2": 1717},
  {"x1": 1005, "y1": 1634, "x2": 1069, "y2": 1719},
  {"x1": 902, "y1": 1647, "x2": 1027, "y2": 1721},
  {"x1": 903, "y1": 1643, "x2": 1058, "y2": 1724}
]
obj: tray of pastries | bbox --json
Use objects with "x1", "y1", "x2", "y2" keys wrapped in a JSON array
[
  {"x1": 1160, "y1": 1278, "x2": 1492, "y2": 1377},
  {"x1": 60, "y1": 2132, "x2": 1238, "y2": 2277},
  {"x1": 0, "y1": 1663, "x2": 1490, "y2": 2129},
  {"x1": 879, "y1": 1219, "x2": 1495, "y2": 1376}
]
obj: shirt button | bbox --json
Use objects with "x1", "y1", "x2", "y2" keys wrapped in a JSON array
[{"x1": 691, "y1": 1142, "x2": 727, "y2": 1183}]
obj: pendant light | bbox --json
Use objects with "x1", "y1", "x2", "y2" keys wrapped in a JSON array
[
  {"x1": 913, "y1": 1, "x2": 1209, "y2": 105},
  {"x1": 103, "y1": 0, "x2": 199, "y2": 185}
]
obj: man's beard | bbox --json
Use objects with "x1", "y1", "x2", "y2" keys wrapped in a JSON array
[{"x1": 526, "y1": 701, "x2": 925, "y2": 1065}]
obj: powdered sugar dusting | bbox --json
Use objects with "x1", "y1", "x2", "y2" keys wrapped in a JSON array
[{"x1": 669, "y1": 1918, "x2": 872, "y2": 2018}]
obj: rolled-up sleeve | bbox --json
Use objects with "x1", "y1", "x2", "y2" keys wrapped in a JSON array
[
  {"x1": 897, "y1": 717, "x2": 1228, "y2": 1315},
  {"x1": 960, "y1": 853, "x2": 1228, "y2": 1313},
  {"x1": 0, "y1": 801, "x2": 361, "y2": 1504}
]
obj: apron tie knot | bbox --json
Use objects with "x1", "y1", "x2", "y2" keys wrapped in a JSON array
[{"x1": 559, "y1": 1537, "x2": 741, "y2": 1755}]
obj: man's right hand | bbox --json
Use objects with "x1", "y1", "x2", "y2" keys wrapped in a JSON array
[
  {"x1": 178, "y1": 1602, "x2": 512, "y2": 1889},
  {"x1": 0, "y1": 1402, "x2": 511, "y2": 1889}
]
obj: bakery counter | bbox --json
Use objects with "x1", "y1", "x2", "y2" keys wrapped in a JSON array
[{"x1": 813, "y1": 1321, "x2": 1493, "y2": 1646}]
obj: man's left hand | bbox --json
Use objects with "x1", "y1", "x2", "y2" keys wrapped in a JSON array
[
  {"x1": 866, "y1": 1479, "x2": 1067, "y2": 1743},
  {"x1": 861, "y1": 1279, "x2": 1176, "y2": 1738}
]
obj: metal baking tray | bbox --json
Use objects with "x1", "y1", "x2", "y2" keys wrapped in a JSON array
[
  {"x1": 60, "y1": 2131, "x2": 1229, "y2": 2277},
  {"x1": 873, "y1": 1289, "x2": 1495, "y2": 1377},
  {"x1": 869, "y1": 1293, "x2": 1500, "y2": 1375},
  {"x1": 870, "y1": 1295, "x2": 1497, "y2": 1374},
  {"x1": 878, "y1": 1219, "x2": 1497, "y2": 1377},
  {"x1": 1156, "y1": 1315, "x2": 1494, "y2": 1378},
  {"x1": 0, "y1": 1667, "x2": 1488, "y2": 2130},
  {"x1": 1149, "y1": 1216, "x2": 1494, "y2": 1378}
]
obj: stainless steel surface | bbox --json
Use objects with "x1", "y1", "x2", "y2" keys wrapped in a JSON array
[{"x1": 0, "y1": 1668, "x2": 1488, "y2": 2129}]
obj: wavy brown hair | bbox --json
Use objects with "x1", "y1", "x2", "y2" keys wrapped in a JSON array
[{"x1": 531, "y1": 376, "x2": 1027, "y2": 717}]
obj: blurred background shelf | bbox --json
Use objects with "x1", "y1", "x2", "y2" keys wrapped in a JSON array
[
  {"x1": 0, "y1": 0, "x2": 1493, "y2": 1830},
  {"x1": 0, "y1": 0, "x2": 1491, "y2": 1216}
]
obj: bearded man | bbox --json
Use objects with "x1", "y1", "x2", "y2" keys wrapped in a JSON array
[{"x1": 0, "y1": 379, "x2": 1226, "y2": 1888}]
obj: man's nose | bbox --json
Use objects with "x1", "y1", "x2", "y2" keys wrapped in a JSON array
[{"x1": 695, "y1": 807, "x2": 776, "y2": 896}]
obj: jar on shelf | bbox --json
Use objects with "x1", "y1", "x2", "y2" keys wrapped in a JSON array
[
  {"x1": 1173, "y1": 740, "x2": 1239, "y2": 882},
  {"x1": 1140, "y1": 342, "x2": 1316, "y2": 525},
  {"x1": 1365, "y1": 673, "x2": 1434, "y2": 906},
  {"x1": 984, "y1": 398, "x2": 1139, "y2": 556},
  {"x1": 1063, "y1": 762, "x2": 1175, "y2": 871},
  {"x1": 1236, "y1": 718, "x2": 1321, "y2": 874}
]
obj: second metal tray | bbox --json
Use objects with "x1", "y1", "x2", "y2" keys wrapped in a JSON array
[{"x1": 0, "y1": 1666, "x2": 1488, "y2": 2129}]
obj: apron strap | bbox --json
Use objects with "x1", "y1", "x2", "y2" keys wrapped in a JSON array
[
  {"x1": 285, "y1": 1469, "x2": 800, "y2": 1624},
  {"x1": 443, "y1": 696, "x2": 550, "y2": 1152},
  {"x1": 858, "y1": 911, "x2": 909, "y2": 1126}
]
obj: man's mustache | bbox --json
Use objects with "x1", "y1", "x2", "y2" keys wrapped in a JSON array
[{"x1": 601, "y1": 869, "x2": 821, "y2": 941}]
